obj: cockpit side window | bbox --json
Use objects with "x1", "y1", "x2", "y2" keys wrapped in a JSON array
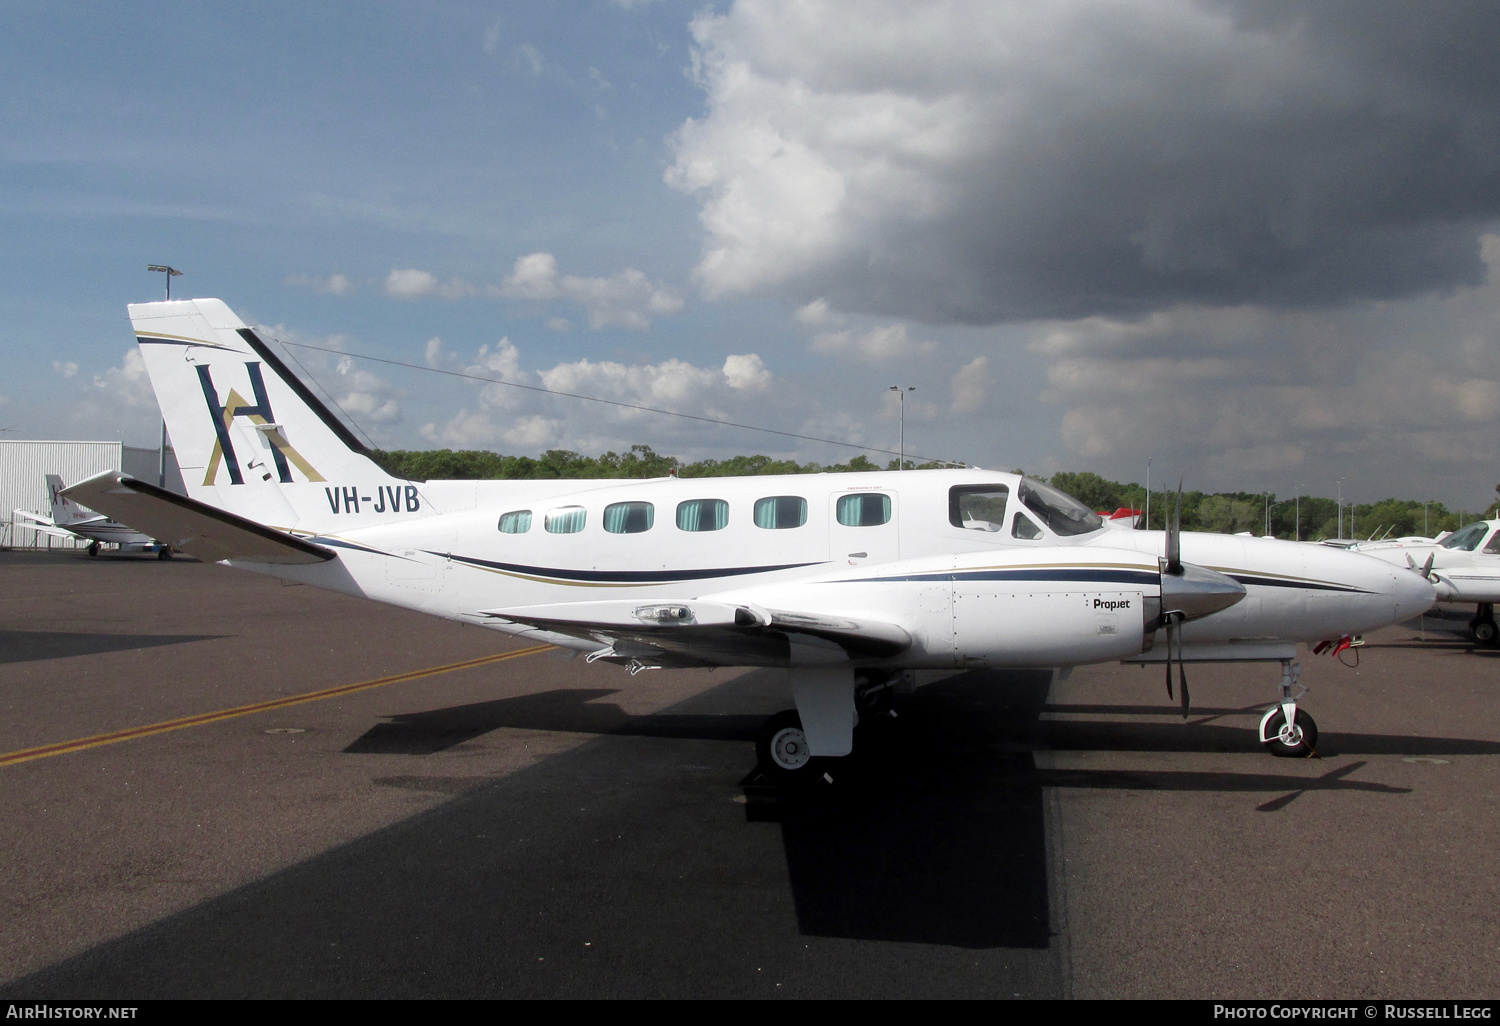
[
  {"x1": 1018, "y1": 478, "x2": 1104, "y2": 537},
  {"x1": 1484, "y1": 529, "x2": 1500, "y2": 555},
  {"x1": 949, "y1": 485, "x2": 1010, "y2": 532},
  {"x1": 1012, "y1": 512, "x2": 1043, "y2": 539},
  {"x1": 1441, "y1": 522, "x2": 1488, "y2": 551}
]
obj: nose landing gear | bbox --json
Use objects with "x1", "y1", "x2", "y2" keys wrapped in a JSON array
[{"x1": 1259, "y1": 659, "x2": 1317, "y2": 757}]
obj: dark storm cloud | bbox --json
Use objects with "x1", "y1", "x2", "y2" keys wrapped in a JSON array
[{"x1": 671, "y1": 0, "x2": 1500, "y2": 324}]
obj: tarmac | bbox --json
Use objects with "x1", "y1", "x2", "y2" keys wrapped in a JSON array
[{"x1": 0, "y1": 550, "x2": 1496, "y2": 999}]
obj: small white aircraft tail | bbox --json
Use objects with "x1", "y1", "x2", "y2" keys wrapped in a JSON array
[
  {"x1": 46, "y1": 473, "x2": 94, "y2": 526},
  {"x1": 130, "y1": 299, "x2": 418, "y2": 532}
]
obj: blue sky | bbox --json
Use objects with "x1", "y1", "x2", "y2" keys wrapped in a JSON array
[{"x1": 4, "y1": 1, "x2": 1499, "y2": 510}]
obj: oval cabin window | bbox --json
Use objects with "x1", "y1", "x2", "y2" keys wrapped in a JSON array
[
  {"x1": 676, "y1": 499, "x2": 729, "y2": 532},
  {"x1": 603, "y1": 501, "x2": 654, "y2": 534},
  {"x1": 544, "y1": 506, "x2": 587, "y2": 534},
  {"x1": 836, "y1": 493, "x2": 891, "y2": 527},
  {"x1": 753, "y1": 496, "x2": 807, "y2": 529},
  {"x1": 498, "y1": 510, "x2": 532, "y2": 534}
]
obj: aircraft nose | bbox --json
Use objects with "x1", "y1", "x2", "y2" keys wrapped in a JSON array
[{"x1": 1390, "y1": 564, "x2": 1438, "y2": 621}]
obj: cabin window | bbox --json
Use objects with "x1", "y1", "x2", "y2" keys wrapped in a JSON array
[
  {"x1": 1012, "y1": 512, "x2": 1043, "y2": 539},
  {"x1": 604, "y1": 501, "x2": 654, "y2": 534},
  {"x1": 836, "y1": 493, "x2": 891, "y2": 527},
  {"x1": 754, "y1": 495, "x2": 807, "y2": 529},
  {"x1": 544, "y1": 506, "x2": 587, "y2": 534},
  {"x1": 1441, "y1": 523, "x2": 1488, "y2": 551},
  {"x1": 1486, "y1": 532, "x2": 1500, "y2": 555},
  {"x1": 497, "y1": 510, "x2": 532, "y2": 534},
  {"x1": 950, "y1": 486, "x2": 1010, "y2": 531},
  {"x1": 676, "y1": 498, "x2": 729, "y2": 532}
]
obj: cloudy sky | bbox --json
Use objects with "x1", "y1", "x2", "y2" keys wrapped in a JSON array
[{"x1": 4, "y1": 1, "x2": 1499, "y2": 509}]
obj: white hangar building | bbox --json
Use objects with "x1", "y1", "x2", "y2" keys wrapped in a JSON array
[{"x1": 2, "y1": 439, "x2": 184, "y2": 550}]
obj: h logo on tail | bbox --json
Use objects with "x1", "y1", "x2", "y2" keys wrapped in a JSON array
[{"x1": 197, "y1": 362, "x2": 324, "y2": 486}]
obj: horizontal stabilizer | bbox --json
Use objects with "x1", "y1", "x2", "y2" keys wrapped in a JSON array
[
  {"x1": 11, "y1": 512, "x2": 78, "y2": 541},
  {"x1": 62, "y1": 471, "x2": 333, "y2": 565}
]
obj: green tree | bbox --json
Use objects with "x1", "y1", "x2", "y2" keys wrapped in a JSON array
[{"x1": 1049, "y1": 471, "x2": 1123, "y2": 512}]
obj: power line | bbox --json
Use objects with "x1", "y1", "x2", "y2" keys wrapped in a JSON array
[{"x1": 270, "y1": 337, "x2": 964, "y2": 466}]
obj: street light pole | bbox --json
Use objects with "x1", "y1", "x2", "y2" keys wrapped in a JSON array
[
  {"x1": 888, "y1": 386, "x2": 915, "y2": 469},
  {"x1": 147, "y1": 264, "x2": 182, "y2": 300},
  {"x1": 1145, "y1": 456, "x2": 1153, "y2": 531},
  {"x1": 1337, "y1": 478, "x2": 1346, "y2": 540}
]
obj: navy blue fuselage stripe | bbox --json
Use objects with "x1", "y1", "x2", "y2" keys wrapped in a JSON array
[
  {"x1": 307, "y1": 536, "x2": 401, "y2": 557},
  {"x1": 136, "y1": 336, "x2": 240, "y2": 352},
  {"x1": 444, "y1": 552, "x2": 823, "y2": 583},
  {"x1": 1225, "y1": 574, "x2": 1367, "y2": 594},
  {"x1": 852, "y1": 567, "x2": 1159, "y2": 586}
]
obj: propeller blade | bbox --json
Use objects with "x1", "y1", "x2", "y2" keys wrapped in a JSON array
[
  {"x1": 1162, "y1": 478, "x2": 1183, "y2": 577},
  {"x1": 1165, "y1": 622, "x2": 1174, "y2": 700},
  {"x1": 1420, "y1": 553, "x2": 1435, "y2": 580},
  {"x1": 1177, "y1": 632, "x2": 1190, "y2": 720}
]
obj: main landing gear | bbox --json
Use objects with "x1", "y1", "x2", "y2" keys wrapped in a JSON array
[
  {"x1": 1258, "y1": 659, "x2": 1318, "y2": 758},
  {"x1": 1469, "y1": 603, "x2": 1498, "y2": 647},
  {"x1": 754, "y1": 669, "x2": 900, "y2": 786}
]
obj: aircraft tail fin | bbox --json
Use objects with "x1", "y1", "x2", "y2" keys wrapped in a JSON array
[
  {"x1": 129, "y1": 299, "x2": 420, "y2": 532},
  {"x1": 46, "y1": 473, "x2": 92, "y2": 525}
]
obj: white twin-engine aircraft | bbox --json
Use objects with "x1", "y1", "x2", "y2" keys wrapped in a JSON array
[
  {"x1": 65, "y1": 299, "x2": 1436, "y2": 785},
  {"x1": 13, "y1": 473, "x2": 165, "y2": 557},
  {"x1": 1355, "y1": 521, "x2": 1500, "y2": 645}
]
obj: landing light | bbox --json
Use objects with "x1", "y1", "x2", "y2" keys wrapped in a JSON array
[{"x1": 634, "y1": 605, "x2": 693, "y2": 624}]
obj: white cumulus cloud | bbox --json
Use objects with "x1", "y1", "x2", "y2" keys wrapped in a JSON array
[{"x1": 500, "y1": 252, "x2": 684, "y2": 329}]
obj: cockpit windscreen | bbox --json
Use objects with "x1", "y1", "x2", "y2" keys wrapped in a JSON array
[
  {"x1": 1439, "y1": 522, "x2": 1489, "y2": 551},
  {"x1": 1018, "y1": 477, "x2": 1105, "y2": 537}
]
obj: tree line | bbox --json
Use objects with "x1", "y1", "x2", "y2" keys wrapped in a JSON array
[{"x1": 370, "y1": 446, "x2": 1488, "y2": 541}]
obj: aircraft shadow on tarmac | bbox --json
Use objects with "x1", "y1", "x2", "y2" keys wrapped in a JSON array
[
  {"x1": 337, "y1": 667, "x2": 1487, "y2": 951},
  {"x1": 5, "y1": 667, "x2": 1492, "y2": 994},
  {"x1": 0, "y1": 629, "x2": 224, "y2": 665}
]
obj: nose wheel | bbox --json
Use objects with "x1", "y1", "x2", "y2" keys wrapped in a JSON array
[
  {"x1": 1259, "y1": 659, "x2": 1318, "y2": 757},
  {"x1": 1260, "y1": 707, "x2": 1318, "y2": 757}
]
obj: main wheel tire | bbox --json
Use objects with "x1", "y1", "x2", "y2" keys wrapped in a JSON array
[
  {"x1": 756, "y1": 710, "x2": 821, "y2": 787},
  {"x1": 1262, "y1": 709, "x2": 1318, "y2": 758},
  {"x1": 157, "y1": 546, "x2": 172, "y2": 561},
  {"x1": 87, "y1": 541, "x2": 100, "y2": 557},
  {"x1": 1471, "y1": 619, "x2": 1498, "y2": 646}
]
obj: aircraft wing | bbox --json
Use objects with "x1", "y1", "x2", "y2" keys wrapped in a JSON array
[
  {"x1": 479, "y1": 598, "x2": 911, "y2": 667},
  {"x1": 62, "y1": 471, "x2": 333, "y2": 565}
]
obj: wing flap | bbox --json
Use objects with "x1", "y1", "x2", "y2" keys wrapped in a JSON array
[
  {"x1": 479, "y1": 598, "x2": 911, "y2": 664},
  {"x1": 62, "y1": 471, "x2": 332, "y2": 565}
]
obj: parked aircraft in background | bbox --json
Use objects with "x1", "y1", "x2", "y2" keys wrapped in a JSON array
[
  {"x1": 1357, "y1": 521, "x2": 1500, "y2": 644},
  {"x1": 64, "y1": 299, "x2": 1435, "y2": 784},
  {"x1": 13, "y1": 474, "x2": 169, "y2": 558}
]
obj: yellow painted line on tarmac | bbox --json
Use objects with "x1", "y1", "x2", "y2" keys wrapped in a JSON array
[{"x1": 0, "y1": 643, "x2": 555, "y2": 769}]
